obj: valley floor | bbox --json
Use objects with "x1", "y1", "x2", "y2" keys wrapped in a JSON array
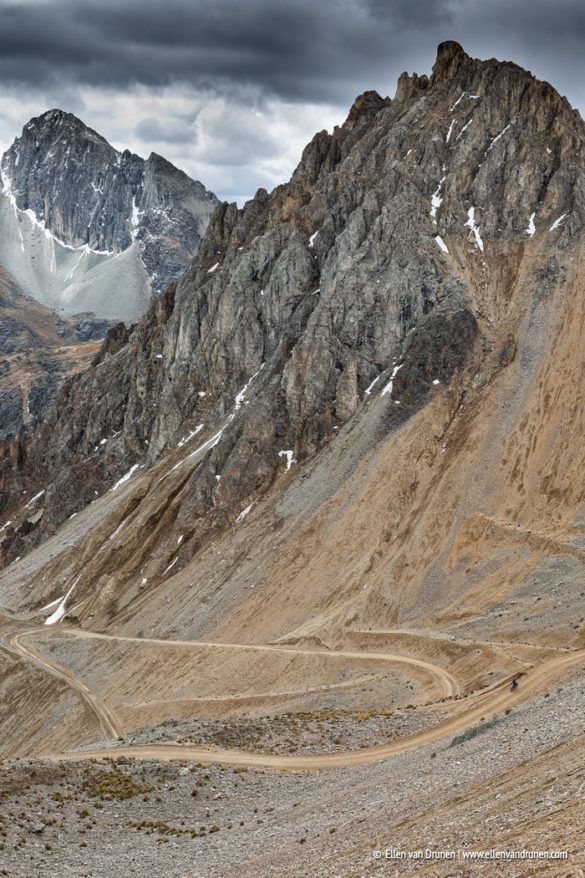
[
  {"x1": 1, "y1": 622, "x2": 584, "y2": 876},
  {"x1": 0, "y1": 667, "x2": 584, "y2": 877}
]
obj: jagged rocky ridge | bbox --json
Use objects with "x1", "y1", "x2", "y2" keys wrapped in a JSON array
[
  {"x1": 1, "y1": 41, "x2": 583, "y2": 581},
  {"x1": 0, "y1": 110, "x2": 218, "y2": 320}
]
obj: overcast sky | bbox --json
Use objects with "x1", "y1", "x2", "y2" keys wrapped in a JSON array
[{"x1": 0, "y1": 0, "x2": 584, "y2": 203}]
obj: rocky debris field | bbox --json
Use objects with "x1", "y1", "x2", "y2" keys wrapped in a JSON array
[
  {"x1": 0, "y1": 268, "x2": 108, "y2": 438},
  {"x1": 97, "y1": 706, "x2": 439, "y2": 756},
  {"x1": 0, "y1": 665, "x2": 584, "y2": 877}
]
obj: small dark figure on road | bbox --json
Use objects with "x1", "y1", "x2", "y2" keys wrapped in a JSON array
[{"x1": 511, "y1": 677, "x2": 519, "y2": 690}]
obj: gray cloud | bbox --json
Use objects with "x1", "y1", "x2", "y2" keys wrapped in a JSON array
[
  {"x1": 0, "y1": 1, "x2": 583, "y2": 116},
  {"x1": 0, "y1": 0, "x2": 584, "y2": 202},
  {"x1": 135, "y1": 116, "x2": 196, "y2": 145},
  {"x1": 0, "y1": 0, "x2": 417, "y2": 102}
]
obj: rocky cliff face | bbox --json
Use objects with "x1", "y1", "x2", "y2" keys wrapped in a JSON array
[
  {"x1": 1, "y1": 43, "x2": 584, "y2": 632},
  {"x1": 0, "y1": 265, "x2": 106, "y2": 440},
  {"x1": 0, "y1": 110, "x2": 219, "y2": 320}
]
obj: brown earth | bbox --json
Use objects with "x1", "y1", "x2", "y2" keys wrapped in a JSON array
[{"x1": 1, "y1": 42, "x2": 585, "y2": 874}]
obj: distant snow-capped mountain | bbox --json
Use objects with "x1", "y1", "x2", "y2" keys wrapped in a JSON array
[{"x1": 0, "y1": 109, "x2": 219, "y2": 321}]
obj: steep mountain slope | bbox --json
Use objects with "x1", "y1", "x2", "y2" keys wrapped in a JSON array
[
  {"x1": 0, "y1": 265, "x2": 109, "y2": 439},
  {"x1": 1, "y1": 41, "x2": 585, "y2": 661},
  {"x1": 0, "y1": 109, "x2": 218, "y2": 321},
  {"x1": 2, "y1": 42, "x2": 585, "y2": 875}
]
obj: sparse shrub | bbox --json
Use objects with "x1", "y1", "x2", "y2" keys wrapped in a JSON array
[{"x1": 81, "y1": 768, "x2": 153, "y2": 800}]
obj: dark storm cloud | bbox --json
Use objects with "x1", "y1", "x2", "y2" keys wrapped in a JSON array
[
  {"x1": 0, "y1": 0, "x2": 449, "y2": 104},
  {"x1": 0, "y1": 0, "x2": 394, "y2": 103},
  {"x1": 1, "y1": 0, "x2": 584, "y2": 111},
  {"x1": 1, "y1": 0, "x2": 585, "y2": 203},
  {"x1": 1, "y1": 0, "x2": 585, "y2": 110}
]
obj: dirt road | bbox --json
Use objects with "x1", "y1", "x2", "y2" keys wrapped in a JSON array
[
  {"x1": 51, "y1": 647, "x2": 585, "y2": 770},
  {"x1": 6, "y1": 630, "x2": 124, "y2": 740},
  {"x1": 4, "y1": 624, "x2": 458, "y2": 747},
  {"x1": 7, "y1": 624, "x2": 585, "y2": 772},
  {"x1": 58, "y1": 627, "x2": 460, "y2": 698}
]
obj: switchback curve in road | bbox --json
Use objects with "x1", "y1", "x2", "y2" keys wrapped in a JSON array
[
  {"x1": 58, "y1": 627, "x2": 460, "y2": 699},
  {"x1": 51, "y1": 647, "x2": 585, "y2": 771},
  {"x1": 4, "y1": 625, "x2": 458, "y2": 751},
  {"x1": 5, "y1": 630, "x2": 124, "y2": 740}
]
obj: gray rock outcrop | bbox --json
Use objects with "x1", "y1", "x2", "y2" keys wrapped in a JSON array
[
  {"x1": 1, "y1": 41, "x2": 582, "y2": 576},
  {"x1": 0, "y1": 110, "x2": 219, "y2": 320}
]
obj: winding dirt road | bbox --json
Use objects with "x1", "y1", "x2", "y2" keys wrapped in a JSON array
[
  {"x1": 6, "y1": 626, "x2": 585, "y2": 772},
  {"x1": 52, "y1": 647, "x2": 585, "y2": 770},
  {"x1": 59, "y1": 627, "x2": 460, "y2": 698},
  {"x1": 6, "y1": 630, "x2": 124, "y2": 740},
  {"x1": 4, "y1": 624, "x2": 458, "y2": 744}
]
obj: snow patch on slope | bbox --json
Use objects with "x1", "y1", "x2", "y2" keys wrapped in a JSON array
[
  {"x1": 430, "y1": 177, "x2": 446, "y2": 223},
  {"x1": 364, "y1": 375, "x2": 381, "y2": 396},
  {"x1": 381, "y1": 362, "x2": 403, "y2": 397},
  {"x1": 178, "y1": 424, "x2": 204, "y2": 448},
  {"x1": 465, "y1": 207, "x2": 484, "y2": 252},
  {"x1": 45, "y1": 576, "x2": 80, "y2": 625},
  {"x1": 278, "y1": 450, "x2": 296, "y2": 471},
  {"x1": 0, "y1": 178, "x2": 150, "y2": 320},
  {"x1": 112, "y1": 464, "x2": 140, "y2": 491},
  {"x1": 487, "y1": 124, "x2": 512, "y2": 152},
  {"x1": 234, "y1": 363, "x2": 265, "y2": 411},
  {"x1": 550, "y1": 213, "x2": 568, "y2": 231},
  {"x1": 235, "y1": 503, "x2": 254, "y2": 524},
  {"x1": 130, "y1": 197, "x2": 143, "y2": 242},
  {"x1": 450, "y1": 92, "x2": 465, "y2": 112},
  {"x1": 456, "y1": 119, "x2": 472, "y2": 140}
]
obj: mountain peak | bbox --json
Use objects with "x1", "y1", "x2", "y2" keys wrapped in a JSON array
[
  {"x1": 393, "y1": 43, "x2": 469, "y2": 103},
  {"x1": 33, "y1": 107, "x2": 73, "y2": 125},
  {"x1": 24, "y1": 108, "x2": 111, "y2": 147},
  {"x1": 0, "y1": 109, "x2": 219, "y2": 319},
  {"x1": 34, "y1": 107, "x2": 79, "y2": 125},
  {"x1": 346, "y1": 90, "x2": 391, "y2": 126},
  {"x1": 431, "y1": 40, "x2": 470, "y2": 81}
]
